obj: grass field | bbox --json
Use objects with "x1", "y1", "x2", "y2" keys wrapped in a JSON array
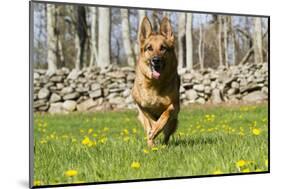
[{"x1": 33, "y1": 104, "x2": 269, "y2": 186}]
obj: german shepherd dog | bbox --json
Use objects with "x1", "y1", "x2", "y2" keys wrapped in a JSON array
[{"x1": 132, "y1": 16, "x2": 180, "y2": 147}]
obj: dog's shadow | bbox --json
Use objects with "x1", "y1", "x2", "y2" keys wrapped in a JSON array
[{"x1": 169, "y1": 135, "x2": 223, "y2": 147}]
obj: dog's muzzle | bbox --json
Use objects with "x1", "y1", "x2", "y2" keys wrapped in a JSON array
[
  {"x1": 150, "y1": 56, "x2": 164, "y2": 79},
  {"x1": 151, "y1": 56, "x2": 161, "y2": 72}
]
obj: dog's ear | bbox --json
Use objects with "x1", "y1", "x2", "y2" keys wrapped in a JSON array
[
  {"x1": 160, "y1": 17, "x2": 174, "y2": 42},
  {"x1": 139, "y1": 17, "x2": 152, "y2": 44}
]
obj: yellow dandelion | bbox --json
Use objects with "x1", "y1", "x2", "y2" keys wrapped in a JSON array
[
  {"x1": 88, "y1": 140, "x2": 96, "y2": 147},
  {"x1": 132, "y1": 128, "x2": 137, "y2": 134},
  {"x1": 65, "y1": 169, "x2": 78, "y2": 177},
  {"x1": 143, "y1": 149, "x2": 149, "y2": 154},
  {"x1": 82, "y1": 137, "x2": 90, "y2": 145},
  {"x1": 62, "y1": 134, "x2": 68, "y2": 139},
  {"x1": 151, "y1": 147, "x2": 159, "y2": 151},
  {"x1": 123, "y1": 129, "x2": 129, "y2": 135},
  {"x1": 123, "y1": 136, "x2": 130, "y2": 142},
  {"x1": 236, "y1": 160, "x2": 246, "y2": 167},
  {"x1": 99, "y1": 137, "x2": 107, "y2": 144},
  {"x1": 252, "y1": 128, "x2": 261, "y2": 135},
  {"x1": 213, "y1": 170, "x2": 223, "y2": 175},
  {"x1": 242, "y1": 168, "x2": 250, "y2": 173},
  {"x1": 179, "y1": 132, "x2": 185, "y2": 137},
  {"x1": 131, "y1": 161, "x2": 141, "y2": 169},
  {"x1": 33, "y1": 180, "x2": 42, "y2": 186},
  {"x1": 92, "y1": 133, "x2": 98, "y2": 138},
  {"x1": 40, "y1": 139, "x2": 47, "y2": 144},
  {"x1": 103, "y1": 127, "x2": 109, "y2": 132},
  {"x1": 88, "y1": 128, "x2": 93, "y2": 134},
  {"x1": 207, "y1": 128, "x2": 214, "y2": 132},
  {"x1": 205, "y1": 114, "x2": 215, "y2": 122}
]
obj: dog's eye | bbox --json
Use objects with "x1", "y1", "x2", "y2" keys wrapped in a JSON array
[
  {"x1": 146, "y1": 45, "x2": 153, "y2": 51},
  {"x1": 160, "y1": 45, "x2": 167, "y2": 51}
]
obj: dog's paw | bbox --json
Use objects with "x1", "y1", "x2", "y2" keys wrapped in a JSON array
[
  {"x1": 147, "y1": 139, "x2": 155, "y2": 147},
  {"x1": 148, "y1": 130, "x2": 155, "y2": 140}
]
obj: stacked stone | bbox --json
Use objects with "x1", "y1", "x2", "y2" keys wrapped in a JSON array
[
  {"x1": 178, "y1": 62, "x2": 268, "y2": 105},
  {"x1": 33, "y1": 62, "x2": 268, "y2": 113},
  {"x1": 33, "y1": 65, "x2": 136, "y2": 113}
]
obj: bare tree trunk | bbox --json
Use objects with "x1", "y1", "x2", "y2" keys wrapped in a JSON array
[
  {"x1": 230, "y1": 33, "x2": 236, "y2": 65},
  {"x1": 74, "y1": 33, "x2": 81, "y2": 70},
  {"x1": 223, "y1": 16, "x2": 229, "y2": 68},
  {"x1": 218, "y1": 15, "x2": 223, "y2": 67},
  {"x1": 47, "y1": 4, "x2": 57, "y2": 74},
  {"x1": 253, "y1": 17, "x2": 263, "y2": 64},
  {"x1": 151, "y1": 10, "x2": 159, "y2": 31},
  {"x1": 78, "y1": 6, "x2": 87, "y2": 70},
  {"x1": 115, "y1": 39, "x2": 120, "y2": 65},
  {"x1": 245, "y1": 17, "x2": 251, "y2": 49},
  {"x1": 229, "y1": 16, "x2": 236, "y2": 65},
  {"x1": 198, "y1": 19, "x2": 204, "y2": 70},
  {"x1": 73, "y1": 6, "x2": 86, "y2": 70},
  {"x1": 186, "y1": 13, "x2": 193, "y2": 70},
  {"x1": 163, "y1": 11, "x2": 171, "y2": 17},
  {"x1": 54, "y1": 7, "x2": 65, "y2": 67},
  {"x1": 138, "y1": 9, "x2": 146, "y2": 21},
  {"x1": 89, "y1": 7, "x2": 98, "y2": 67},
  {"x1": 137, "y1": 10, "x2": 146, "y2": 54},
  {"x1": 177, "y1": 13, "x2": 186, "y2": 69},
  {"x1": 97, "y1": 7, "x2": 111, "y2": 68},
  {"x1": 121, "y1": 9, "x2": 135, "y2": 66},
  {"x1": 202, "y1": 33, "x2": 205, "y2": 70}
]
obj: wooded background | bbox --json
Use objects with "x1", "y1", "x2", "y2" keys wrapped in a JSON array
[{"x1": 33, "y1": 3, "x2": 268, "y2": 73}]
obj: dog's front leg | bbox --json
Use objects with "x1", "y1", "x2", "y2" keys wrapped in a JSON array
[
  {"x1": 137, "y1": 105, "x2": 157, "y2": 147},
  {"x1": 149, "y1": 104, "x2": 178, "y2": 140}
]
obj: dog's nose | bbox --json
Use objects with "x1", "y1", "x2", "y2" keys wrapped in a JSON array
[{"x1": 152, "y1": 56, "x2": 161, "y2": 65}]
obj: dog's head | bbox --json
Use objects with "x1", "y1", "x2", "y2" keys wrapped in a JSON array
[{"x1": 138, "y1": 17, "x2": 175, "y2": 80}]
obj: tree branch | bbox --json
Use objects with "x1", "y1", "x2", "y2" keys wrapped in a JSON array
[{"x1": 238, "y1": 47, "x2": 254, "y2": 65}]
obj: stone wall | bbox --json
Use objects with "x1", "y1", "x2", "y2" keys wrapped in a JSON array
[{"x1": 33, "y1": 62, "x2": 268, "y2": 113}]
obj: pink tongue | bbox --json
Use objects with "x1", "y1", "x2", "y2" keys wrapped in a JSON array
[{"x1": 152, "y1": 70, "x2": 160, "y2": 79}]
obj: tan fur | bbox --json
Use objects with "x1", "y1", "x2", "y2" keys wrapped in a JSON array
[{"x1": 132, "y1": 17, "x2": 180, "y2": 147}]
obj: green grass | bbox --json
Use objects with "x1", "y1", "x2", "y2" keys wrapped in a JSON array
[{"x1": 33, "y1": 104, "x2": 269, "y2": 186}]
